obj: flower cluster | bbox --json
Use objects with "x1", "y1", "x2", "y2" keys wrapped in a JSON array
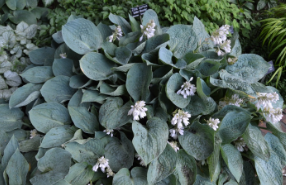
[
  {"x1": 135, "y1": 153, "x2": 146, "y2": 166},
  {"x1": 128, "y1": 101, "x2": 148, "y2": 121},
  {"x1": 168, "y1": 141, "x2": 180, "y2": 152},
  {"x1": 254, "y1": 92, "x2": 283, "y2": 123},
  {"x1": 176, "y1": 77, "x2": 197, "y2": 98},
  {"x1": 30, "y1": 129, "x2": 37, "y2": 139},
  {"x1": 60, "y1": 53, "x2": 67, "y2": 58},
  {"x1": 218, "y1": 94, "x2": 243, "y2": 110},
  {"x1": 227, "y1": 57, "x2": 238, "y2": 65},
  {"x1": 234, "y1": 138, "x2": 247, "y2": 152},
  {"x1": 92, "y1": 156, "x2": 114, "y2": 178},
  {"x1": 139, "y1": 20, "x2": 156, "y2": 41},
  {"x1": 211, "y1": 25, "x2": 231, "y2": 56},
  {"x1": 206, "y1": 117, "x2": 220, "y2": 131},
  {"x1": 108, "y1": 26, "x2": 123, "y2": 42},
  {"x1": 103, "y1": 129, "x2": 114, "y2": 137},
  {"x1": 170, "y1": 109, "x2": 191, "y2": 139}
]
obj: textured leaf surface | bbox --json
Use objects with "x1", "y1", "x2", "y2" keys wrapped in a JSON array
[
  {"x1": 147, "y1": 144, "x2": 177, "y2": 184},
  {"x1": 166, "y1": 73, "x2": 191, "y2": 108},
  {"x1": 242, "y1": 124, "x2": 270, "y2": 160},
  {"x1": 192, "y1": 17, "x2": 213, "y2": 51},
  {"x1": 176, "y1": 150, "x2": 197, "y2": 185},
  {"x1": 105, "y1": 132, "x2": 134, "y2": 172},
  {"x1": 41, "y1": 75, "x2": 76, "y2": 103},
  {"x1": 207, "y1": 140, "x2": 221, "y2": 182},
  {"x1": 225, "y1": 54, "x2": 271, "y2": 83},
  {"x1": 29, "y1": 102, "x2": 71, "y2": 133},
  {"x1": 142, "y1": 9, "x2": 161, "y2": 35},
  {"x1": 6, "y1": 0, "x2": 26, "y2": 10},
  {"x1": 19, "y1": 135, "x2": 41, "y2": 152},
  {"x1": 221, "y1": 144, "x2": 243, "y2": 182},
  {"x1": 167, "y1": 25, "x2": 198, "y2": 58},
  {"x1": 265, "y1": 133, "x2": 286, "y2": 166},
  {"x1": 1, "y1": 136, "x2": 18, "y2": 168},
  {"x1": 62, "y1": 18, "x2": 102, "y2": 54},
  {"x1": 29, "y1": 47, "x2": 55, "y2": 65},
  {"x1": 159, "y1": 47, "x2": 186, "y2": 69},
  {"x1": 219, "y1": 110, "x2": 251, "y2": 143},
  {"x1": 69, "y1": 74, "x2": 91, "y2": 89},
  {"x1": 0, "y1": 104, "x2": 23, "y2": 132},
  {"x1": 68, "y1": 90, "x2": 99, "y2": 133},
  {"x1": 30, "y1": 148, "x2": 71, "y2": 185},
  {"x1": 179, "y1": 121, "x2": 214, "y2": 160},
  {"x1": 64, "y1": 162, "x2": 94, "y2": 185},
  {"x1": 80, "y1": 52, "x2": 116, "y2": 81},
  {"x1": 126, "y1": 63, "x2": 152, "y2": 101},
  {"x1": 9, "y1": 83, "x2": 42, "y2": 108},
  {"x1": 193, "y1": 174, "x2": 214, "y2": 185},
  {"x1": 6, "y1": 148, "x2": 29, "y2": 185},
  {"x1": 132, "y1": 118, "x2": 168, "y2": 164},
  {"x1": 20, "y1": 66, "x2": 53, "y2": 83},
  {"x1": 52, "y1": 58, "x2": 74, "y2": 77}
]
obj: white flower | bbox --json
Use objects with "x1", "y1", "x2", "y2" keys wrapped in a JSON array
[
  {"x1": 255, "y1": 92, "x2": 279, "y2": 110},
  {"x1": 60, "y1": 53, "x2": 67, "y2": 58},
  {"x1": 128, "y1": 101, "x2": 148, "y2": 120},
  {"x1": 200, "y1": 160, "x2": 207, "y2": 166},
  {"x1": 216, "y1": 40, "x2": 231, "y2": 56},
  {"x1": 234, "y1": 138, "x2": 247, "y2": 152},
  {"x1": 211, "y1": 25, "x2": 230, "y2": 45},
  {"x1": 140, "y1": 20, "x2": 156, "y2": 41},
  {"x1": 92, "y1": 156, "x2": 110, "y2": 173},
  {"x1": 30, "y1": 129, "x2": 37, "y2": 139},
  {"x1": 103, "y1": 129, "x2": 114, "y2": 137},
  {"x1": 135, "y1": 153, "x2": 146, "y2": 166},
  {"x1": 168, "y1": 141, "x2": 180, "y2": 152},
  {"x1": 227, "y1": 57, "x2": 238, "y2": 65},
  {"x1": 206, "y1": 118, "x2": 220, "y2": 131},
  {"x1": 218, "y1": 94, "x2": 243, "y2": 110},
  {"x1": 176, "y1": 77, "x2": 197, "y2": 98},
  {"x1": 170, "y1": 127, "x2": 184, "y2": 139},
  {"x1": 106, "y1": 167, "x2": 114, "y2": 178},
  {"x1": 108, "y1": 25, "x2": 123, "y2": 42},
  {"x1": 171, "y1": 110, "x2": 191, "y2": 129},
  {"x1": 263, "y1": 107, "x2": 283, "y2": 123}
]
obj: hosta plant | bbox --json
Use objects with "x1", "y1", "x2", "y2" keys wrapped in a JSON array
[
  {"x1": 0, "y1": 21, "x2": 38, "y2": 100},
  {"x1": 1, "y1": 10, "x2": 286, "y2": 185}
]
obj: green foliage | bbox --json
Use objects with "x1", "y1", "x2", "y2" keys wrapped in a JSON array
[{"x1": 0, "y1": 10, "x2": 285, "y2": 185}]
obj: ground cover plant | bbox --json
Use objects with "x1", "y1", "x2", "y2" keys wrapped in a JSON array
[{"x1": 0, "y1": 9, "x2": 286, "y2": 185}]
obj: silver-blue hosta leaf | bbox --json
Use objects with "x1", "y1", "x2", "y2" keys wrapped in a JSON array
[
  {"x1": 6, "y1": 0, "x2": 26, "y2": 10},
  {"x1": 113, "y1": 168, "x2": 148, "y2": 185},
  {"x1": 267, "y1": 124, "x2": 286, "y2": 152},
  {"x1": 142, "y1": 34, "x2": 169, "y2": 54},
  {"x1": 62, "y1": 18, "x2": 102, "y2": 55},
  {"x1": 132, "y1": 118, "x2": 169, "y2": 164},
  {"x1": 81, "y1": 90, "x2": 107, "y2": 104},
  {"x1": 99, "y1": 97, "x2": 132, "y2": 130},
  {"x1": 1, "y1": 135, "x2": 19, "y2": 169},
  {"x1": 41, "y1": 75, "x2": 76, "y2": 103},
  {"x1": 218, "y1": 110, "x2": 252, "y2": 144},
  {"x1": 28, "y1": 47, "x2": 55, "y2": 66},
  {"x1": 207, "y1": 138, "x2": 221, "y2": 183},
  {"x1": 52, "y1": 30, "x2": 64, "y2": 44},
  {"x1": 0, "y1": 104, "x2": 24, "y2": 132},
  {"x1": 196, "y1": 59, "x2": 221, "y2": 76},
  {"x1": 105, "y1": 132, "x2": 134, "y2": 172},
  {"x1": 255, "y1": 151, "x2": 282, "y2": 185},
  {"x1": 9, "y1": 83, "x2": 42, "y2": 108},
  {"x1": 6, "y1": 129, "x2": 28, "y2": 143},
  {"x1": 142, "y1": 9, "x2": 162, "y2": 35},
  {"x1": 10, "y1": 10, "x2": 37, "y2": 25},
  {"x1": 109, "y1": 13, "x2": 131, "y2": 35},
  {"x1": 97, "y1": 23, "x2": 113, "y2": 41},
  {"x1": 147, "y1": 144, "x2": 177, "y2": 184},
  {"x1": 193, "y1": 174, "x2": 215, "y2": 185},
  {"x1": 225, "y1": 54, "x2": 271, "y2": 83},
  {"x1": 126, "y1": 63, "x2": 152, "y2": 102},
  {"x1": 19, "y1": 135, "x2": 41, "y2": 152},
  {"x1": 229, "y1": 38, "x2": 242, "y2": 57},
  {"x1": 159, "y1": 47, "x2": 187, "y2": 69},
  {"x1": 5, "y1": 148, "x2": 29, "y2": 185},
  {"x1": 220, "y1": 144, "x2": 243, "y2": 182},
  {"x1": 166, "y1": 73, "x2": 191, "y2": 108},
  {"x1": 68, "y1": 90, "x2": 99, "y2": 134},
  {"x1": 99, "y1": 83, "x2": 126, "y2": 97},
  {"x1": 175, "y1": 150, "x2": 197, "y2": 185},
  {"x1": 40, "y1": 126, "x2": 77, "y2": 149},
  {"x1": 265, "y1": 133, "x2": 286, "y2": 167},
  {"x1": 20, "y1": 66, "x2": 53, "y2": 83},
  {"x1": 30, "y1": 148, "x2": 72, "y2": 185},
  {"x1": 29, "y1": 102, "x2": 71, "y2": 133},
  {"x1": 105, "y1": 46, "x2": 132, "y2": 65},
  {"x1": 54, "y1": 43, "x2": 82, "y2": 64},
  {"x1": 129, "y1": 14, "x2": 140, "y2": 32},
  {"x1": 167, "y1": 25, "x2": 198, "y2": 59},
  {"x1": 242, "y1": 124, "x2": 270, "y2": 160},
  {"x1": 179, "y1": 121, "x2": 214, "y2": 160},
  {"x1": 64, "y1": 162, "x2": 94, "y2": 185},
  {"x1": 80, "y1": 52, "x2": 116, "y2": 81},
  {"x1": 0, "y1": 130, "x2": 10, "y2": 159},
  {"x1": 69, "y1": 74, "x2": 91, "y2": 89},
  {"x1": 239, "y1": 160, "x2": 259, "y2": 185},
  {"x1": 52, "y1": 58, "x2": 74, "y2": 77}
]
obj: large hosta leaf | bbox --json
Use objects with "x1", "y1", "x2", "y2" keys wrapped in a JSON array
[
  {"x1": 265, "y1": 133, "x2": 286, "y2": 166},
  {"x1": 126, "y1": 63, "x2": 152, "y2": 102},
  {"x1": 64, "y1": 162, "x2": 94, "y2": 185},
  {"x1": 41, "y1": 75, "x2": 76, "y2": 103},
  {"x1": 132, "y1": 118, "x2": 169, "y2": 164},
  {"x1": 109, "y1": 13, "x2": 131, "y2": 34},
  {"x1": 105, "y1": 132, "x2": 134, "y2": 172},
  {"x1": 179, "y1": 120, "x2": 214, "y2": 160},
  {"x1": 29, "y1": 102, "x2": 71, "y2": 133},
  {"x1": 207, "y1": 139, "x2": 221, "y2": 182},
  {"x1": 29, "y1": 47, "x2": 55, "y2": 65},
  {"x1": 0, "y1": 104, "x2": 23, "y2": 132},
  {"x1": 225, "y1": 54, "x2": 271, "y2": 83},
  {"x1": 176, "y1": 150, "x2": 197, "y2": 185},
  {"x1": 20, "y1": 66, "x2": 53, "y2": 83},
  {"x1": 192, "y1": 17, "x2": 213, "y2": 51},
  {"x1": 6, "y1": 0, "x2": 26, "y2": 10},
  {"x1": 80, "y1": 52, "x2": 116, "y2": 81},
  {"x1": 62, "y1": 18, "x2": 102, "y2": 54},
  {"x1": 147, "y1": 144, "x2": 177, "y2": 184},
  {"x1": 221, "y1": 144, "x2": 243, "y2": 182},
  {"x1": 30, "y1": 148, "x2": 72, "y2": 185},
  {"x1": 167, "y1": 25, "x2": 198, "y2": 59}
]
